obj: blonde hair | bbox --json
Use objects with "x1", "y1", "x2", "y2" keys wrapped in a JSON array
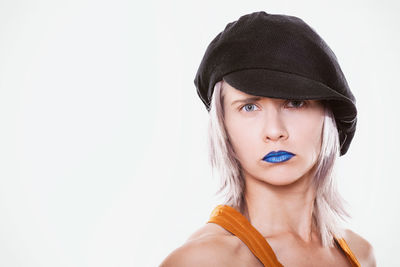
[{"x1": 207, "y1": 80, "x2": 351, "y2": 247}]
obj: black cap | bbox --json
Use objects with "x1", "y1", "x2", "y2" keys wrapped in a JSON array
[{"x1": 194, "y1": 11, "x2": 357, "y2": 156}]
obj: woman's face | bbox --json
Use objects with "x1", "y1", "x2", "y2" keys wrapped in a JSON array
[{"x1": 222, "y1": 81, "x2": 325, "y2": 186}]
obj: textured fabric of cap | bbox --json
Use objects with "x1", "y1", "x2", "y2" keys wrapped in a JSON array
[{"x1": 194, "y1": 11, "x2": 357, "y2": 156}]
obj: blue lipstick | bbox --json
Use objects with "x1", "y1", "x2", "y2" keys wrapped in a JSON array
[{"x1": 263, "y1": 150, "x2": 295, "y2": 163}]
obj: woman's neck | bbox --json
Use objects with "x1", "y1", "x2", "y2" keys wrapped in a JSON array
[{"x1": 241, "y1": 172, "x2": 318, "y2": 244}]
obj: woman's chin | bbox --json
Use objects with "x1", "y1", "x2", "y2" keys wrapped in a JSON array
[
  {"x1": 251, "y1": 168, "x2": 309, "y2": 186},
  {"x1": 262, "y1": 176, "x2": 304, "y2": 186}
]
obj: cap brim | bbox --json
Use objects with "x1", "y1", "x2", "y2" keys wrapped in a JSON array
[{"x1": 223, "y1": 68, "x2": 356, "y2": 117}]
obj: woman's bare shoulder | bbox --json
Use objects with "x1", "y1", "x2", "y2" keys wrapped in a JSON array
[
  {"x1": 186, "y1": 221, "x2": 232, "y2": 241},
  {"x1": 343, "y1": 228, "x2": 377, "y2": 267},
  {"x1": 159, "y1": 223, "x2": 239, "y2": 267}
]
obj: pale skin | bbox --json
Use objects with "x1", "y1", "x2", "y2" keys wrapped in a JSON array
[{"x1": 160, "y1": 80, "x2": 376, "y2": 267}]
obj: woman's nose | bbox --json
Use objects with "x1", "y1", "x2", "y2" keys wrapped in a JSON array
[{"x1": 262, "y1": 109, "x2": 289, "y2": 142}]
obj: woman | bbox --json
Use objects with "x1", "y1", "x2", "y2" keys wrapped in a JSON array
[{"x1": 160, "y1": 11, "x2": 376, "y2": 266}]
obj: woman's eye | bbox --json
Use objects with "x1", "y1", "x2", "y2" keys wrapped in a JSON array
[
  {"x1": 286, "y1": 100, "x2": 306, "y2": 108},
  {"x1": 241, "y1": 103, "x2": 259, "y2": 112}
]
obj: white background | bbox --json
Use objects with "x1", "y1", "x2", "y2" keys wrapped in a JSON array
[{"x1": 0, "y1": 0, "x2": 399, "y2": 266}]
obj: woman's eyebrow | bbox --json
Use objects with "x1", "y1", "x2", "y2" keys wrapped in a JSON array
[{"x1": 231, "y1": 96, "x2": 263, "y2": 106}]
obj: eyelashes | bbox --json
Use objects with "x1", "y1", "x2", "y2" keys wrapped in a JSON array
[
  {"x1": 239, "y1": 100, "x2": 307, "y2": 112},
  {"x1": 240, "y1": 103, "x2": 259, "y2": 112},
  {"x1": 286, "y1": 100, "x2": 307, "y2": 108}
]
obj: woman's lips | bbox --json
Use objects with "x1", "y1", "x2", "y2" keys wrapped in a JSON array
[{"x1": 262, "y1": 150, "x2": 295, "y2": 163}]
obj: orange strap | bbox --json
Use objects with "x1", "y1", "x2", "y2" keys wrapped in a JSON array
[
  {"x1": 208, "y1": 204, "x2": 284, "y2": 266},
  {"x1": 334, "y1": 237, "x2": 361, "y2": 267},
  {"x1": 207, "y1": 204, "x2": 360, "y2": 267}
]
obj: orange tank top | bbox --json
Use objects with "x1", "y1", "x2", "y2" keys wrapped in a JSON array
[{"x1": 207, "y1": 204, "x2": 361, "y2": 267}]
